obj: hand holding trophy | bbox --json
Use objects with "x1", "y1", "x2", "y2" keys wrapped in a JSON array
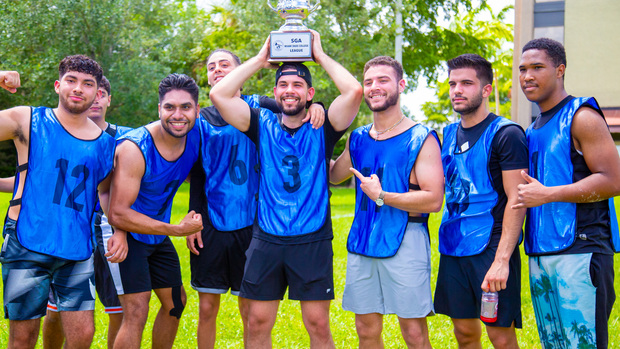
[{"x1": 267, "y1": 0, "x2": 320, "y2": 62}]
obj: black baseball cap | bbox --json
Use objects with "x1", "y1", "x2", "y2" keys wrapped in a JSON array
[{"x1": 275, "y1": 63, "x2": 312, "y2": 87}]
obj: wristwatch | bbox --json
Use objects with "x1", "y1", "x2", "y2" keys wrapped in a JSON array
[{"x1": 375, "y1": 191, "x2": 386, "y2": 207}]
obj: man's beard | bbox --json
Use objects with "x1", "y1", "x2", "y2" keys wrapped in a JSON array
[
  {"x1": 59, "y1": 94, "x2": 94, "y2": 114},
  {"x1": 161, "y1": 119, "x2": 191, "y2": 139},
  {"x1": 453, "y1": 92, "x2": 483, "y2": 116},
  {"x1": 277, "y1": 98, "x2": 306, "y2": 116},
  {"x1": 365, "y1": 91, "x2": 399, "y2": 112}
]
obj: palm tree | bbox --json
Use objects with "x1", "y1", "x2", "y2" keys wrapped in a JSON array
[
  {"x1": 569, "y1": 315, "x2": 596, "y2": 348},
  {"x1": 549, "y1": 332, "x2": 562, "y2": 347},
  {"x1": 421, "y1": 3, "x2": 514, "y2": 127},
  {"x1": 531, "y1": 281, "x2": 550, "y2": 346},
  {"x1": 570, "y1": 320, "x2": 583, "y2": 340},
  {"x1": 537, "y1": 274, "x2": 565, "y2": 343},
  {"x1": 580, "y1": 324, "x2": 594, "y2": 344}
]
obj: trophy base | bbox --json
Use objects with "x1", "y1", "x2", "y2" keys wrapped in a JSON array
[{"x1": 269, "y1": 30, "x2": 313, "y2": 63}]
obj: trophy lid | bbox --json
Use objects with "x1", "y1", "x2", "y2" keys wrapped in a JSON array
[
  {"x1": 278, "y1": 1, "x2": 310, "y2": 20},
  {"x1": 269, "y1": 0, "x2": 319, "y2": 20}
]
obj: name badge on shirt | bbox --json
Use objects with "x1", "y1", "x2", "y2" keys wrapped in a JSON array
[{"x1": 460, "y1": 141, "x2": 469, "y2": 152}]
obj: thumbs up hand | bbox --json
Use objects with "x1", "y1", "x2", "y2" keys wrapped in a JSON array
[{"x1": 512, "y1": 170, "x2": 548, "y2": 209}]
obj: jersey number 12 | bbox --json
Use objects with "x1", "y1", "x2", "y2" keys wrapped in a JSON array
[{"x1": 53, "y1": 158, "x2": 90, "y2": 212}]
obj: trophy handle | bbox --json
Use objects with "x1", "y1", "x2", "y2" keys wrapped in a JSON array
[
  {"x1": 309, "y1": 0, "x2": 321, "y2": 13},
  {"x1": 267, "y1": 1, "x2": 277, "y2": 12}
]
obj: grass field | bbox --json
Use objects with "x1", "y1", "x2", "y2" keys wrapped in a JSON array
[{"x1": 0, "y1": 184, "x2": 618, "y2": 348}]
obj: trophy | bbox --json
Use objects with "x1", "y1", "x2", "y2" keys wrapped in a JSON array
[{"x1": 267, "y1": 0, "x2": 320, "y2": 62}]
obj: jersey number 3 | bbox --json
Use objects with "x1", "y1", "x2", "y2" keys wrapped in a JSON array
[{"x1": 282, "y1": 155, "x2": 301, "y2": 193}]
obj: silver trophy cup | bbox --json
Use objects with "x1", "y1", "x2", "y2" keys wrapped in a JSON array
[{"x1": 267, "y1": 0, "x2": 320, "y2": 62}]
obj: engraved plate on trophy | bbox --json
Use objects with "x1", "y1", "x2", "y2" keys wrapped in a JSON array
[{"x1": 267, "y1": 0, "x2": 320, "y2": 62}]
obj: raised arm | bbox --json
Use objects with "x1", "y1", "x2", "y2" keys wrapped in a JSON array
[
  {"x1": 329, "y1": 139, "x2": 353, "y2": 184},
  {"x1": 210, "y1": 39, "x2": 276, "y2": 132},
  {"x1": 0, "y1": 106, "x2": 30, "y2": 143},
  {"x1": 107, "y1": 141, "x2": 202, "y2": 237},
  {"x1": 0, "y1": 71, "x2": 20, "y2": 93},
  {"x1": 0, "y1": 71, "x2": 26, "y2": 142},
  {"x1": 302, "y1": 102, "x2": 326, "y2": 129},
  {"x1": 310, "y1": 30, "x2": 363, "y2": 131},
  {"x1": 0, "y1": 106, "x2": 31, "y2": 221}
]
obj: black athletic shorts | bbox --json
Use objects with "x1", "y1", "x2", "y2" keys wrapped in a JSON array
[
  {"x1": 239, "y1": 237, "x2": 334, "y2": 301},
  {"x1": 116, "y1": 234, "x2": 182, "y2": 295},
  {"x1": 93, "y1": 243, "x2": 122, "y2": 311},
  {"x1": 190, "y1": 224, "x2": 252, "y2": 295},
  {"x1": 591, "y1": 253, "x2": 615, "y2": 349},
  {"x1": 434, "y1": 244, "x2": 522, "y2": 328}
]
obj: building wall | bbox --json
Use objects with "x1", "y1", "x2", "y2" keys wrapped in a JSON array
[
  {"x1": 512, "y1": 0, "x2": 620, "y2": 130},
  {"x1": 564, "y1": 0, "x2": 620, "y2": 108},
  {"x1": 512, "y1": 0, "x2": 535, "y2": 129}
]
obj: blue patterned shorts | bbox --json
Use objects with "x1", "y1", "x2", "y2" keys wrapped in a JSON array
[
  {"x1": 529, "y1": 253, "x2": 614, "y2": 349},
  {"x1": 1, "y1": 218, "x2": 95, "y2": 320}
]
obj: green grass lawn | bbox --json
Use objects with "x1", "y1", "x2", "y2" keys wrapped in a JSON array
[{"x1": 0, "y1": 184, "x2": 619, "y2": 347}]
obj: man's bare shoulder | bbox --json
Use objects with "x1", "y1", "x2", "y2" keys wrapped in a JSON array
[
  {"x1": 571, "y1": 106, "x2": 613, "y2": 148},
  {"x1": 1, "y1": 106, "x2": 31, "y2": 144},
  {"x1": 573, "y1": 105, "x2": 606, "y2": 123},
  {"x1": 116, "y1": 138, "x2": 143, "y2": 159}
]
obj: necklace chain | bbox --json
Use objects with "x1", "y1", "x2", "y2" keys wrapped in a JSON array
[{"x1": 375, "y1": 115, "x2": 405, "y2": 136}]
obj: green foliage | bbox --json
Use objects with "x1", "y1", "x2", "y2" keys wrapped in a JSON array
[
  {"x1": 0, "y1": 141, "x2": 16, "y2": 177},
  {"x1": 0, "y1": 0, "x2": 492, "y2": 162},
  {"x1": 0, "y1": 0, "x2": 207, "y2": 127},
  {"x1": 272, "y1": 0, "x2": 484, "y2": 94},
  {"x1": 193, "y1": 0, "x2": 477, "y2": 158},
  {"x1": 421, "y1": 3, "x2": 514, "y2": 128},
  {"x1": 421, "y1": 79, "x2": 455, "y2": 129}
]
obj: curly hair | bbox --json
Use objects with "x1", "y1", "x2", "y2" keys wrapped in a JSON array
[
  {"x1": 522, "y1": 37, "x2": 567, "y2": 68},
  {"x1": 58, "y1": 55, "x2": 103, "y2": 86}
]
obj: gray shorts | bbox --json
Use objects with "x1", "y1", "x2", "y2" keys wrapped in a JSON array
[{"x1": 342, "y1": 222, "x2": 434, "y2": 318}]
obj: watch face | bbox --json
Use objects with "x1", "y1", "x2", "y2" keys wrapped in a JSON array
[{"x1": 376, "y1": 198, "x2": 384, "y2": 207}]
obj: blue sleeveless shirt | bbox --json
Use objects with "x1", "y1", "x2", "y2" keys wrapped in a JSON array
[
  {"x1": 440, "y1": 117, "x2": 516, "y2": 256},
  {"x1": 119, "y1": 124, "x2": 200, "y2": 245},
  {"x1": 348, "y1": 123, "x2": 438, "y2": 257},
  {"x1": 15, "y1": 107, "x2": 115, "y2": 260},
  {"x1": 196, "y1": 95, "x2": 260, "y2": 231},
  {"x1": 257, "y1": 109, "x2": 328, "y2": 236},
  {"x1": 525, "y1": 97, "x2": 620, "y2": 254}
]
